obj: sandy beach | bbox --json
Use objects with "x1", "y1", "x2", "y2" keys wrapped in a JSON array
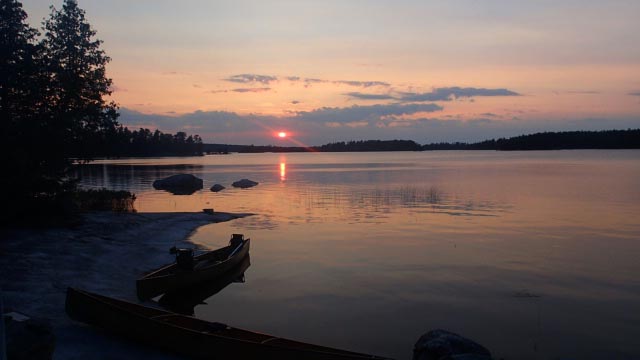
[{"x1": 0, "y1": 211, "x2": 251, "y2": 359}]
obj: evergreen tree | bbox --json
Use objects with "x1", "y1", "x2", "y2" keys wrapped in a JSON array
[
  {"x1": 1, "y1": 0, "x2": 123, "y2": 221},
  {"x1": 0, "y1": 0, "x2": 50, "y2": 199},
  {"x1": 43, "y1": 0, "x2": 119, "y2": 161},
  {"x1": 0, "y1": 0, "x2": 40, "y2": 122}
]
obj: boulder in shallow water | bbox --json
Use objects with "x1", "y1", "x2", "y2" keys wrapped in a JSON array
[
  {"x1": 231, "y1": 179, "x2": 258, "y2": 189},
  {"x1": 152, "y1": 174, "x2": 203, "y2": 195},
  {"x1": 413, "y1": 329, "x2": 493, "y2": 360},
  {"x1": 210, "y1": 184, "x2": 225, "y2": 192},
  {"x1": 5, "y1": 312, "x2": 56, "y2": 360}
]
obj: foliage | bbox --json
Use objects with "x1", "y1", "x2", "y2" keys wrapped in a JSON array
[
  {"x1": 42, "y1": 0, "x2": 119, "y2": 161},
  {"x1": 208, "y1": 130, "x2": 640, "y2": 154},
  {"x1": 1, "y1": 0, "x2": 51, "y2": 201},
  {"x1": 421, "y1": 129, "x2": 640, "y2": 151},
  {"x1": 73, "y1": 188, "x2": 136, "y2": 212},
  {"x1": 2, "y1": 0, "x2": 116, "y2": 206},
  {"x1": 1, "y1": 0, "x2": 203, "y2": 224},
  {"x1": 228, "y1": 140, "x2": 422, "y2": 153},
  {"x1": 94, "y1": 127, "x2": 204, "y2": 157},
  {"x1": 316, "y1": 140, "x2": 422, "y2": 152}
]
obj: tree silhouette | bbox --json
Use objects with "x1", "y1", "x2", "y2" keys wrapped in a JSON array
[
  {"x1": 0, "y1": 0, "x2": 50, "y2": 200},
  {"x1": 43, "y1": 0, "x2": 119, "y2": 160},
  {"x1": 1, "y1": 0, "x2": 123, "y2": 220}
]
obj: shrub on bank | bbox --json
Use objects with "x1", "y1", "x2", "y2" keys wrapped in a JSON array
[{"x1": 73, "y1": 189, "x2": 137, "y2": 213}]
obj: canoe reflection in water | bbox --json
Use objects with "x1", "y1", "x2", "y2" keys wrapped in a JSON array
[{"x1": 159, "y1": 254, "x2": 251, "y2": 315}]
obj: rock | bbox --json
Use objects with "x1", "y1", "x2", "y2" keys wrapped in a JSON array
[
  {"x1": 231, "y1": 179, "x2": 258, "y2": 189},
  {"x1": 152, "y1": 174, "x2": 203, "y2": 195},
  {"x1": 210, "y1": 184, "x2": 226, "y2": 192},
  {"x1": 4, "y1": 312, "x2": 56, "y2": 360},
  {"x1": 413, "y1": 329, "x2": 493, "y2": 360}
]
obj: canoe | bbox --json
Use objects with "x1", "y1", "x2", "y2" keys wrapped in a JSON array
[
  {"x1": 136, "y1": 235, "x2": 250, "y2": 300},
  {"x1": 159, "y1": 253, "x2": 251, "y2": 315},
  {"x1": 65, "y1": 288, "x2": 392, "y2": 360}
]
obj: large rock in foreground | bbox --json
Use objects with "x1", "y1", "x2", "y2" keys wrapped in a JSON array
[
  {"x1": 413, "y1": 329, "x2": 493, "y2": 360},
  {"x1": 232, "y1": 179, "x2": 258, "y2": 189},
  {"x1": 5, "y1": 312, "x2": 56, "y2": 360},
  {"x1": 153, "y1": 174, "x2": 203, "y2": 195}
]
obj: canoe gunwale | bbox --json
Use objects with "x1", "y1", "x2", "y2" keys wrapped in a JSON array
[
  {"x1": 66, "y1": 288, "x2": 391, "y2": 360},
  {"x1": 139, "y1": 242, "x2": 239, "y2": 280},
  {"x1": 136, "y1": 239, "x2": 250, "y2": 300}
]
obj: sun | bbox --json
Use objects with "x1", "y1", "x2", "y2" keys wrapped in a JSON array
[{"x1": 277, "y1": 131, "x2": 287, "y2": 138}]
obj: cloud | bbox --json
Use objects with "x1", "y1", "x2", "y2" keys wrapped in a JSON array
[
  {"x1": 344, "y1": 92, "x2": 394, "y2": 100},
  {"x1": 118, "y1": 107, "x2": 640, "y2": 146},
  {"x1": 231, "y1": 87, "x2": 271, "y2": 93},
  {"x1": 162, "y1": 71, "x2": 190, "y2": 76},
  {"x1": 398, "y1": 87, "x2": 520, "y2": 102},
  {"x1": 303, "y1": 78, "x2": 327, "y2": 85},
  {"x1": 343, "y1": 87, "x2": 520, "y2": 102},
  {"x1": 566, "y1": 90, "x2": 600, "y2": 94},
  {"x1": 299, "y1": 78, "x2": 390, "y2": 88},
  {"x1": 291, "y1": 100, "x2": 300, "y2": 104},
  {"x1": 221, "y1": 73, "x2": 389, "y2": 89},
  {"x1": 325, "y1": 121, "x2": 369, "y2": 128},
  {"x1": 334, "y1": 80, "x2": 390, "y2": 87},
  {"x1": 224, "y1": 74, "x2": 277, "y2": 85},
  {"x1": 629, "y1": 91, "x2": 640, "y2": 96},
  {"x1": 295, "y1": 103, "x2": 443, "y2": 124}
]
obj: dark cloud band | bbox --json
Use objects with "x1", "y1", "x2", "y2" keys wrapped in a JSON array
[{"x1": 398, "y1": 87, "x2": 520, "y2": 102}]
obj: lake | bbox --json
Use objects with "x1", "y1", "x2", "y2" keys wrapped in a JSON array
[{"x1": 77, "y1": 150, "x2": 640, "y2": 360}]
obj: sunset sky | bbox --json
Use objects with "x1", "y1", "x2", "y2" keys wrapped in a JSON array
[{"x1": 21, "y1": 0, "x2": 640, "y2": 145}]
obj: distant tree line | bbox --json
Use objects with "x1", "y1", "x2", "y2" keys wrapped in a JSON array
[
  {"x1": 316, "y1": 140, "x2": 422, "y2": 152},
  {"x1": 203, "y1": 143, "x2": 308, "y2": 154},
  {"x1": 421, "y1": 129, "x2": 640, "y2": 151},
  {"x1": 204, "y1": 140, "x2": 422, "y2": 153},
  {"x1": 90, "y1": 127, "x2": 204, "y2": 157},
  {"x1": 203, "y1": 130, "x2": 640, "y2": 154}
]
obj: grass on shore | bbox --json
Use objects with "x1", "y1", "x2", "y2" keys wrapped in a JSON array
[{"x1": 2, "y1": 188, "x2": 136, "y2": 228}]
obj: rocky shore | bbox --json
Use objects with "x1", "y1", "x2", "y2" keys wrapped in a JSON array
[{"x1": 0, "y1": 211, "x2": 251, "y2": 359}]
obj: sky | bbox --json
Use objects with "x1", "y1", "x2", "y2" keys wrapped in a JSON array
[{"x1": 21, "y1": 0, "x2": 640, "y2": 145}]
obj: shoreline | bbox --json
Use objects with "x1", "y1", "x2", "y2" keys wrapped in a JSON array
[{"x1": 0, "y1": 211, "x2": 252, "y2": 359}]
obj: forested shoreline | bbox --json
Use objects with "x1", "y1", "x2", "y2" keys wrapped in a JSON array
[
  {"x1": 202, "y1": 129, "x2": 640, "y2": 153},
  {"x1": 84, "y1": 127, "x2": 203, "y2": 157}
]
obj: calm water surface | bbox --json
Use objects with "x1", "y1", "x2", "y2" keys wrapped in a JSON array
[{"x1": 78, "y1": 151, "x2": 640, "y2": 360}]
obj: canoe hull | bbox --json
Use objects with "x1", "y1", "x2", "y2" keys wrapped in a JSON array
[
  {"x1": 136, "y1": 239, "x2": 250, "y2": 300},
  {"x1": 159, "y1": 254, "x2": 251, "y2": 315},
  {"x1": 65, "y1": 288, "x2": 390, "y2": 360}
]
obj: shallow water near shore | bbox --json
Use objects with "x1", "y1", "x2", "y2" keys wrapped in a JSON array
[{"x1": 77, "y1": 150, "x2": 640, "y2": 359}]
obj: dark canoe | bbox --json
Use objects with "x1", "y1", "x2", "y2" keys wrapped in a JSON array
[
  {"x1": 65, "y1": 288, "x2": 392, "y2": 360},
  {"x1": 136, "y1": 237, "x2": 250, "y2": 300},
  {"x1": 159, "y1": 253, "x2": 251, "y2": 315}
]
